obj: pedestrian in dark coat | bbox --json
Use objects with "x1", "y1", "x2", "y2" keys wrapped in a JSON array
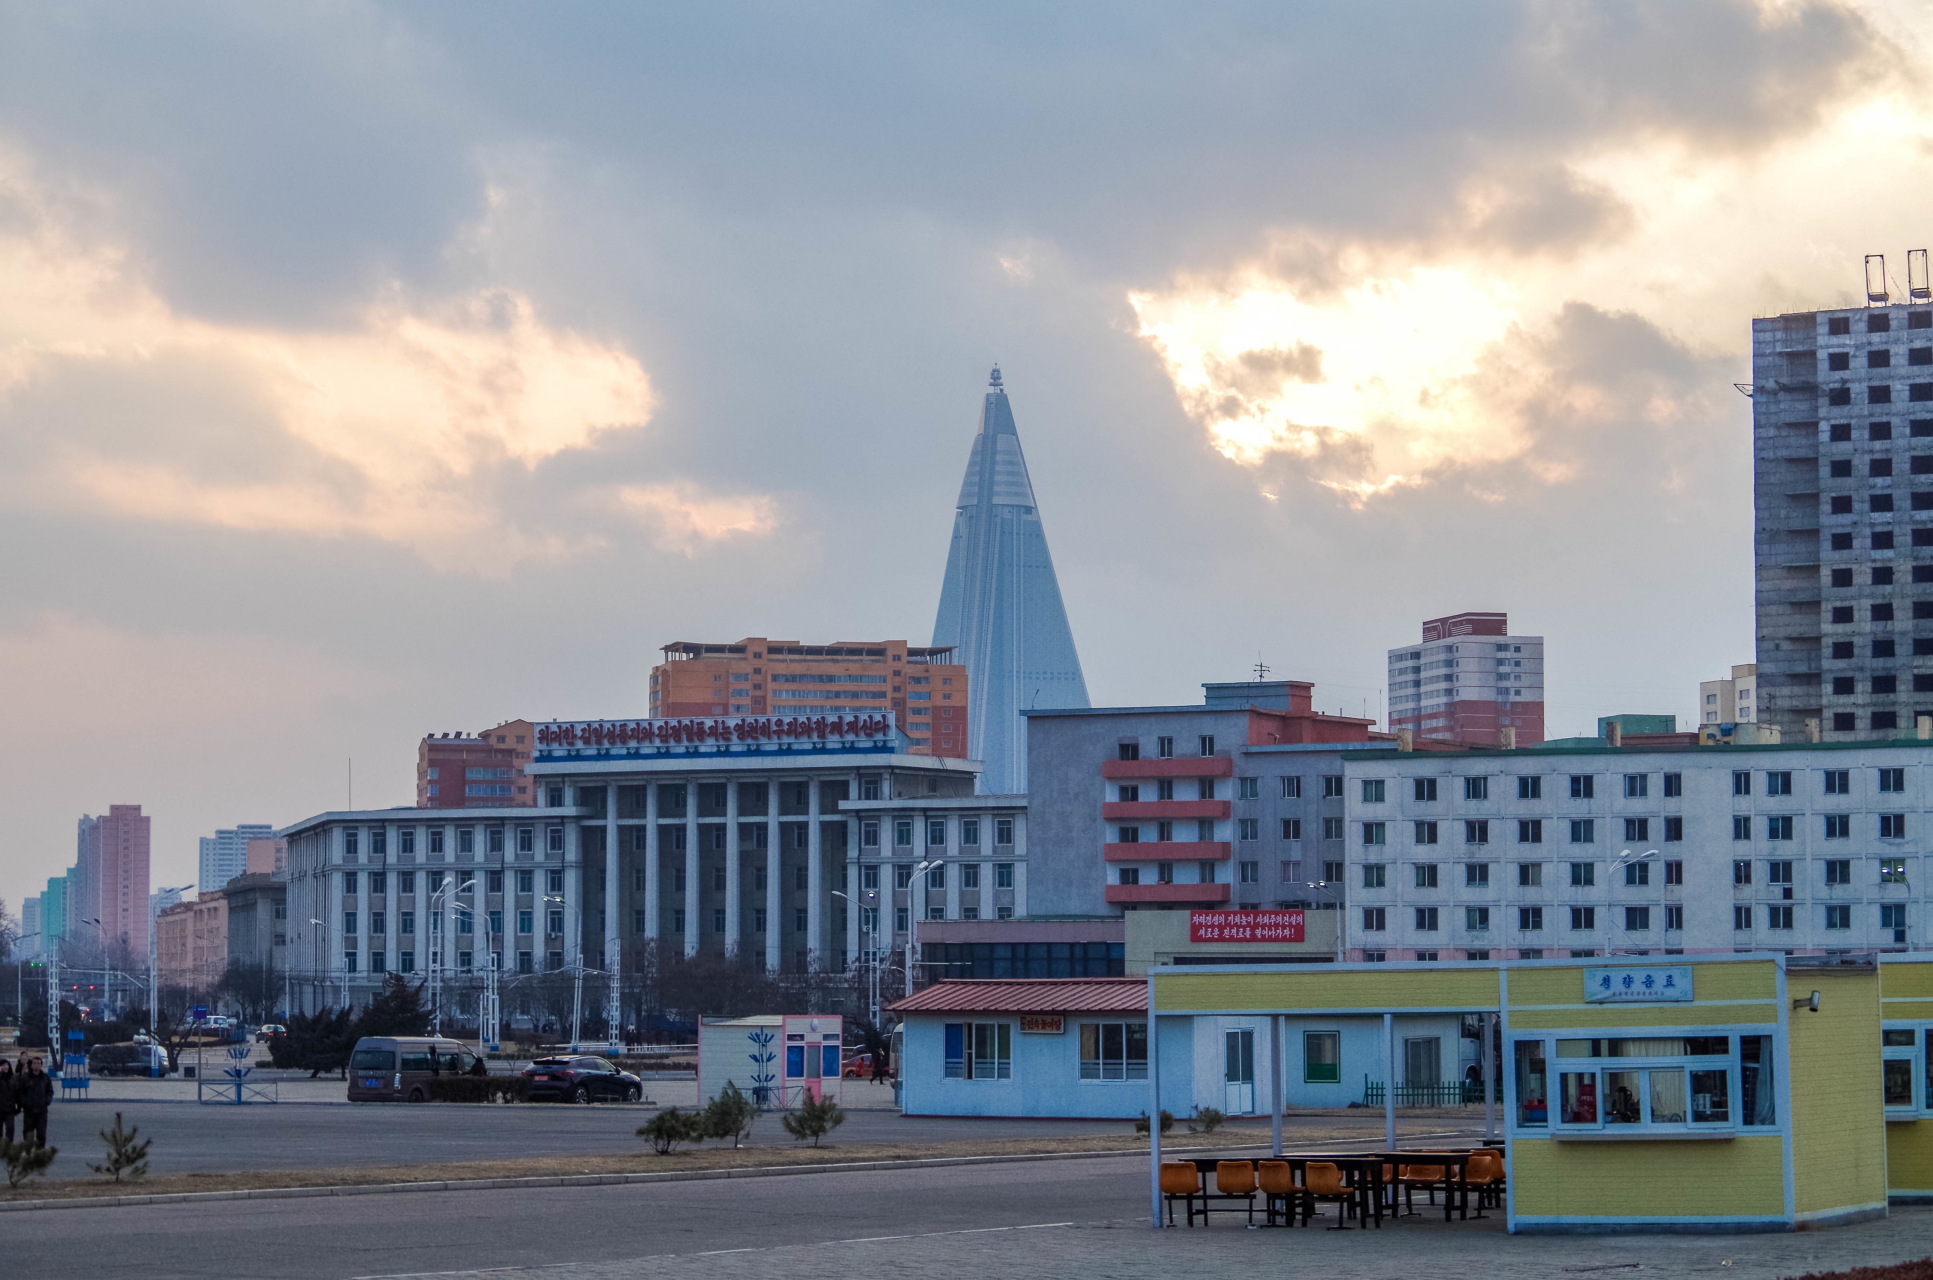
[
  {"x1": 17, "y1": 1056, "x2": 55, "y2": 1149},
  {"x1": 0, "y1": 1059, "x2": 16, "y2": 1144}
]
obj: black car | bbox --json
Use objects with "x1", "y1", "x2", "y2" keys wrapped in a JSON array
[{"x1": 521, "y1": 1055, "x2": 643, "y2": 1103}]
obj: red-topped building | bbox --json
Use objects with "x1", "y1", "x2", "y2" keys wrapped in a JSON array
[{"x1": 1387, "y1": 612, "x2": 1545, "y2": 746}]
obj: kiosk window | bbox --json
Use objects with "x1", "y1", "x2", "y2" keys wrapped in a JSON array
[
  {"x1": 1514, "y1": 1040, "x2": 1547, "y2": 1126},
  {"x1": 944, "y1": 1022, "x2": 1012, "y2": 1080},
  {"x1": 1079, "y1": 1022, "x2": 1148, "y2": 1081},
  {"x1": 1543, "y1": 1036, "x2": 1736, "y2": 1133}
]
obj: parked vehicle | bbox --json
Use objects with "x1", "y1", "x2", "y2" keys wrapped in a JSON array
[
  {"x1": 255, "y1": 1024, "x2": 287, "y2": 1044},
  {"x1": 347, "y1": 1036, "x2": 488, "y2": 1102},
  {"x1": 88, "y1": 1042, "x2": 172, "y2": 1077},
  {"x1": 521, "y1": 1055, "x2": 644, "y2": 1104}
]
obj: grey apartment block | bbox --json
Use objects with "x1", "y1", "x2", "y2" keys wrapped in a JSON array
[
  {"x1": 1341, "y1": 740, "x2": 1933, "y2": 961},
  {"x1": 1754, "y1": 299, "x2": 1933, "y2": 740},
  {"x1": 1026, "y1": 685, "x2": 1379, "y2": 920}
]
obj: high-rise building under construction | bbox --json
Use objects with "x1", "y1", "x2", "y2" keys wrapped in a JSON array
[{"x1": 932, "y1": 366, "x2": 1090, "y2": 793}]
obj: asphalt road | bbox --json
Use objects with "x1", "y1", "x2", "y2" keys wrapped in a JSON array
[
  {"x1": 8, "y1": 1152, "x2": 1152, "y2": 1280},
  {"x1": 16, "y1": 1156, "x2": 1933, "y2": 1280}
]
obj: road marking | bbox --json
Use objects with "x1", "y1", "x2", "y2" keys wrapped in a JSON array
[{"x1": 354, "y1": 1220, "x2": 1088, "y2": 1278}]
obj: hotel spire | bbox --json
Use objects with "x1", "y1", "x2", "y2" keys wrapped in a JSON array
[{"x1": 932, "y1": 367, "x2": 1090, "y2": 793}]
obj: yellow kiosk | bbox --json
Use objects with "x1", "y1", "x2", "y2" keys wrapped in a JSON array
[{"x1": 1148, "y1": 954, "x2": 1887, "y2": 1232}]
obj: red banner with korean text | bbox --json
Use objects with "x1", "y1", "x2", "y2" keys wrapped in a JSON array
[{"x1": 1189, "y1": 909, "x2": 1305, "y2": 944}]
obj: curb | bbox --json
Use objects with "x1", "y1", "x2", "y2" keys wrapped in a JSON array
[
  {"x1": 0, "y1": 1143, "x2": 1253, "y2": 1214},
  {"x1": 0, "y1": 1129, "x2": 1479, "y2": 1214}
]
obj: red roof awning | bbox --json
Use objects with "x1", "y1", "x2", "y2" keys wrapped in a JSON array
[{"x1": 888, "y1": 977, "x2": 1146, "y2": 1016}]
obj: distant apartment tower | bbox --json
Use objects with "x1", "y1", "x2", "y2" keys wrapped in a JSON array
[
  {"x1": 20, "y1": 897, "x2": 39, "y2": 958},
  {"x1": 199, "y1": 824, "x2": 276, "y2": 892},
  {"x1": 77, "y1": 805, "x2": 151, "y2": 960},
  {"x1": 417, "y1": 720, "x2": 536, "y2": 807},
  {"x1": 41, "y1": 874, "x2": 67, "y2": 949},
  {"x1": 1699, "y1": 664, "x2": 1758, "y2": 726},
  {"x1": 1754, "y1": 272, "x2": 1933, "y2": 740},
  {"x1": 1386, "y1": 613, "x2": 1544, "y2": 746},
  {"x1": 649, "y1": 639, "x2": 969, "y2": 759}
]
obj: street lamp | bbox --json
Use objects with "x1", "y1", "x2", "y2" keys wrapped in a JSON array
[
  {"x1": 832, "y1": 889, "x2": 881, "y2": 1026},
  {"x1": 1607, "y1": 849, "x2": 1660, "y2": 957},
  {"x1": 148, "y1": 884, "x2": 191, "y2": 1036},
  {"x1": 7, "y1": 931, "x2": 41, "y2": 1028},
  {"x1": 1303, "y1": 882, "x2": 1345, "y2": 963},
  {"x1": 905, "y1": 860, "x2": 942, "y2": 997}
]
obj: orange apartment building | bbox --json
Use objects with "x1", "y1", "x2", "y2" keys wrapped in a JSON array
[
  {"x1": 416, "y1": 719, "x2": 537, "y2": 807},
  {"x1": 649, "y1": 638, "x2": 969, "y2": 758}
]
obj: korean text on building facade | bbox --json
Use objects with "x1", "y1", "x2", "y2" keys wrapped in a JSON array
[
  {"x1": 1189, "y1": 909, "x2": 1305, "y2": 944},
  {"x1": 1583, "y1": 966, "x2": 1694, "y2": 1003},
  {"x1": 535, "y1": 714, "x2": 897, "y2": 750}
]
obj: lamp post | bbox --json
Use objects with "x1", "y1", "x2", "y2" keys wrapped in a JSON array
[
  {"x1": 148, "y1": 885, "x2": 191, "y2": 1035},
  {"x1": 8, "y1": 930, "x2": 41, "y2": 1028},
  {"x1": 1607, "y1": 849, "x2": 1660, "y2": 957},
  {"x1": 1304, "y1": 882, "x2": 1345, "y2": 963},
  {"x1": 832, "y1": 889, "x2": 881, "y2": 1026},
  {"x1": 905, "y1": 860, "x2": 941, "y2": 998}
]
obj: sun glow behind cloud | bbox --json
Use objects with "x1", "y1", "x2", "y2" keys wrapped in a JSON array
[{"x1": 0, "y1": 149, "x2": 773, "y2": 573}]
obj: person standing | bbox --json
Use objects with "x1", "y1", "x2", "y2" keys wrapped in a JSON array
[
  {"x1": 17, "y1": 1056, "x2": 54, "y2": 1150},
  {"x1": 0, "y1": 1059, "x2": 15, "y2": 1143}
]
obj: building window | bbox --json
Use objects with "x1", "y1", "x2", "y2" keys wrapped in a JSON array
[
  {"x1": 1766, "y1": 816, "x2": 1794, "y2": 841},
  {"x1": 1883, "y1": 859, "x2": 1908, "y2": 884},
  {"x1": 1666, "y1": 905, "x2": 1683, "y2": 930},
  {"x1": 1570, "y1": 863, "x2": 1595, "y2": 887},
  {"x1": 1078, "y1": 1023, "x2": 1148, "y2": 1081},
  {"x1": 1362, "y1": 906, "x2": 1387, "y2": 931},
  {"x1": 1570, "y1": 907, "x2": 1596, "y2": 931},
  {"x1": 1519, "y1": 906, "x2": 1544, "y2": 931},
  {"x1": 1883, "y1": 814, "x2": 1909, "y2": 839},
  {"x1": 516, "y1": 869, "x2": 534, "y2": 894},
  {"x1": 1733, "y1": 860, "x2": 1752, "y2": 886},
  {"x1": 1733, "y1": 816, "x2": 1752, "y2": 841},
  {"x1": 1734, "y1": 905, "x2": 1751, "y2": 931},
  {"x1": 1465, "y1": 820, "x2": 1490, "y2": 845},
  {"x1": 1361, "y1": 779, "x2": 1385, "y2": 803},
  {"x1": 1664, "y1": 860, "x2": 1683, "y2": 885},
  {"x1": 1624, "y1": 861, "x2": 1649, "y2": 887},
  {"x1": 1322, "y1": 817, "x2": 1345, "y2": 840},
  {"x1": 1881, "y1": 768, "x2": 1908, "y2": 793},
  {"x1": 1415, "y1": 864, "x2": 1439, "y2": 888},
  {"x1": 1466, "y1": 863, "x2": 1490, "y2": 887},
  {"x1": 961, "y1": 819, "x2": 980, "y2": 846},
  {"x1": 1117, "y1": 826, "x2": 1141, "y2": 844},
  {"x1": 1518, "y1": 819, "x2": 1542, "y2": 844},
  {"x1": 1663, "y1": 773, "x2": 1682, "y2": 798},
  {"x1": 1624, "y1": 774, "x2": 1648, "y2": 799},
  {"x1": 1281, "y1": 776, "x2": 1302, "y2": 798},
  {"x1": 1826, "y1": 859, "x2": 1853, "y2": 885},
  {"x1": 1518, "y1": 776, "x2": 1541, "y2": 800},
  {"x1": 1156, "y1": 737, "x2": 1174, "y2": 759},
  {"x1": 1519, "y1": 863, "x2": 1543, "y2": 887},
  {"x1": 927, "y1": 819, "x2": 947, "y2": 847},
  {"x1": 995, "y1": 818, "x2": 1014, "y2": 845},
  {"x1": 1199, "y1": 735, "x2": 1216, "y2": 757},
  {"x1": 1415, "y1": 907, "x2": 1440, "y2": 931},
  {"x1": 1282, "y1": 818, "x2": 1303, "y2": 840},
  {"x1": 1569, "y1": 775, "x2": 1594, "y2": 799},
  {"x1": 995, "y1": 862, "x2": 1014, "y2": 889},
  {"x1": 343, "y1": 911, "x2": 358, "y2": 936},
  {"x1": 1732, "y1": 771, "x2": 1752, "y2": 797},
  {"x1": 1466, "y1": 906, "x2": 1491, "y2": 932},
  {"x1": 1118, "y1": 742, "x2": 1140, "y2": 762},
  {"x1": 1663, "y1": 816, "x2": 1683, "y2": 842},
  {"x1": 861, "y1": 820, "x2": 880, "y2": 848},
  {"x1": 517, "y1": 910, "x2": 533, "y2": 935},
  {"x1": 1362, "y1": 822, "x2": 1386, "y2": 846},
  {"x1": 1464, "y1": 777, "x2": 1489, "y2": 801},
  {"x1": 1570, "y1": 819, "x2": 1594, "y2": 844},
  {"x1": 945, "y1": 1022, "x2": 1013, "y2": 1080},
  {"x1": 1323, "y1": 776, "x2": 1344, "y2": 799},
  {"x1": 1826, "y1": 904, "x2": 1853, "y2": 930},
  {"x1": 1304, "y1": 1032, "x2": 1341, "y2": 1083},
  {"x1": 1623, "y1": 818, "x2": 1650, "y2": 842},
  {"x1": 1362, "y1": 864, "x2": 1386, "y2": 889},
  {"x1": 1240, "y1": 777, "x2": 1260, "y2": 800},
  {"x1": 1624, "y1": 906, "x2": 1651, "y2": 932},
  {"x1": 1765, "y1": 771, "x2": 1793, "y2": 797},
  {"x1": 1411, "y1": 820, "x2": 1437, "y2": 844},
  {"x1": 894, "y1": 819, "x2": 914, "y2": 848},
  {"x1": 1414, "y1": 778, "x2": 1438, "y2": 802},
  {"x1": 1824, "y1": 770, "x2": 1851, "y2": 795},
  {"x1": 1239, "y1": 819, "x2": 1260, "y2": 841}
]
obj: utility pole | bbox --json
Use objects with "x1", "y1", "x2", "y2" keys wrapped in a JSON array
[{"x1": 46, "y1": 953, "x2": 60, "y2": 1074}]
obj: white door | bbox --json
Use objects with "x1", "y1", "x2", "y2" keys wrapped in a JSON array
[{"x1": 1224, "y1": 1028, "x2": 1256, "y2": 1114}]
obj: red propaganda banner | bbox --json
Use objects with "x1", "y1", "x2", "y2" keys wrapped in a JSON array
[
  {"x1": 1189, "y1": 909, "x2": 1305, "y2": 944},
  {"x1": 535, "y1": 713, "x2": 895, "y2": 749}
]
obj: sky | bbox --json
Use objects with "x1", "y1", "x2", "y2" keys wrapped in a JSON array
[{"x1": 3, "y1": 0, "x2": 1931, "y2": 914}]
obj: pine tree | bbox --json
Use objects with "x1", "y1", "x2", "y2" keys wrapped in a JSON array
[
  {"x1": 2, "y1": 1139, "x2": 57, "y2": 1189},
  {"x1": 88, "y1": 1112, "x2": 151, "y2": 1183},
  {"x1": 780, "y1": 1095, "x2": 845, "y2": 1147},
  {"x1": 701, "y1": 1081, "x2": 758, "y2": 1148},
  {"x1": 356, "y1": 974, "x2": 431, "y2": 1037}
]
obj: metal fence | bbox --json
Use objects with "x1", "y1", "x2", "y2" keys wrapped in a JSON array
[{"x1": 1361, "y1": 1076, "x2": 1500, "y2": 1107}]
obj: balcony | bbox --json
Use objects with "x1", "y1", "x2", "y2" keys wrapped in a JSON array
[
  {"x1": 1102, "y1": 841, "x2": 1230, "y2": 862},
  {"x1": 1105, "y1": 882, "x2": 1231, "y2": 906},
  {"x1": 1101, "y1": 800, "x2": 1229, "y2": 821},
  {"x1": 1101, "y1": 758, "x2": 1234, "y2": 780}
]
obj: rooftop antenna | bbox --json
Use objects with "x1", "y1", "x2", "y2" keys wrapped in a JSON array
[
  {"x1": 1253, "y1": 656, "x2": 1271, "y2": 681},
  {"x1": 1866, "y1": 254, "x2": 1890, "y2": 306},
  {"x1": 989, "y1": 364, "x2": 1002, "y2": 388},
  {"x1": 1911, "y1": 250, "x2": 1931, "y2": 303}
]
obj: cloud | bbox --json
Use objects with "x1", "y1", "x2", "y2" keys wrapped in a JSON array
[{"x1": 0, "y1": 147, "x2": 783, "y2": 573}]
